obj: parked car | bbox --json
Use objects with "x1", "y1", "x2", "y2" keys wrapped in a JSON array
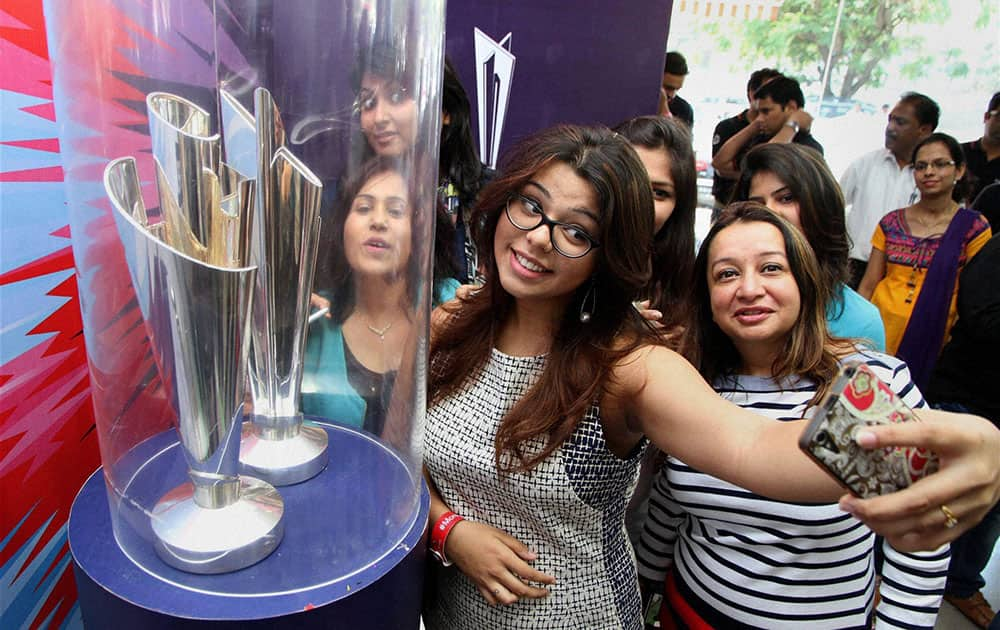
[
  {"x1": 805, "y1": 95, "x2": 877, "y2": 118},
  {"x1": 696, "y1": 157, "x2": 711, "y2": 178}
]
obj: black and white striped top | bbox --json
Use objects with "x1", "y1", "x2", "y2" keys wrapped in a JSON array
[{"x1": 636, "y1": 351, "x2": 948, "y2": 629}]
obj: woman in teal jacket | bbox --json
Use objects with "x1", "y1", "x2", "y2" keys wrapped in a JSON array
[{"x1": 302, "y1": 157, "x2": 458, "y2": 434}]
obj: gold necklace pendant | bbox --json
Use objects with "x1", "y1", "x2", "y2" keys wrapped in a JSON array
[{"x1": 366, "y1": 321, "x2": 392, "y2": 340}]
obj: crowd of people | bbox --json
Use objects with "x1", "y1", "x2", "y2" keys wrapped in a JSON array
[{"x1": 299, "y1": 41, "x2": 1000, "y2": 629}]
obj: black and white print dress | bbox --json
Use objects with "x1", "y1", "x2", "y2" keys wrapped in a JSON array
[{"x1": 423, "y1": 349, "x2": 644, "y2": 629}]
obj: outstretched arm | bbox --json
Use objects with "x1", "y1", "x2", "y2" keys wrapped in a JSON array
[
  {"x1": 615, "y1": 345, "x2": 844, "y2": 502},
  {"x1": 612, "y1": 346, "x2": 1000, "y2": 551}
]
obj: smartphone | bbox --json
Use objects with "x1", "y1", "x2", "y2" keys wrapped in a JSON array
[{"x1": 798, "y1": 363, "x2": 939, "y2": 498}]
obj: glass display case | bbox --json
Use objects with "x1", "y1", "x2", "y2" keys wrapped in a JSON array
[{"x1": 46, "y1": 0, "x2": 443, "y2": 624}]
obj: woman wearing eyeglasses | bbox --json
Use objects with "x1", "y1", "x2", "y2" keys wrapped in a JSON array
[
  {"x1": 421, "y1": 125, "x2": 1000, "y2": 630},
  {"x1": 859, "y1": 132, "x2": 991, "y2": 388}
]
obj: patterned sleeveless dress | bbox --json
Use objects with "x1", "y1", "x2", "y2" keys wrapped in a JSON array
[{"x1": 423, "y1": 349, "x2": 644, "y2": 629}]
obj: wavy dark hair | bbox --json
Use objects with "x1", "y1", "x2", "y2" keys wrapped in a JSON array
[
  {"x1": 325, "y1": 157, "x2": 436, "y2": 324},
  {"x1": 899, "y1": 91, "x2": 940, "y2": 131},
  {"x1": 682, "y1": 202, "x2": 841, "y2": 404},
  {"x1": 350, "y1": 38, "x2": 418, "y2": 164},
  {"x1": 429, "y1": 125, "x2": 658, "y2": 473},
  {"x1": 440, "y1": 57, "x2": 485, "y2": 208},
  {"x1": 753, "y1": 75, "x2": 805, "y2": 108},
  {"x1": 734, "y1": 143, "x2": 850, "y2": 316},
  {"x1": 613, "y1": 115, "x2": 697, "y2": 324},
  {"x1": 911, "y1": 132, "x2": 970, "y2": 203}
]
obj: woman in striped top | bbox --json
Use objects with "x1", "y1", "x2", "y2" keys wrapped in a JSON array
[{"x1": 638, "y1": 203, "x2": 949, "y2": 628}]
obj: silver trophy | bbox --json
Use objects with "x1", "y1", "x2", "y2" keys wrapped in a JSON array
[
  {"x1": 224, "y1": 88, "x2": 328, "y2": 487},
  {"x1": 103, "y1": 92, "x2": 284, "y2": 574}
]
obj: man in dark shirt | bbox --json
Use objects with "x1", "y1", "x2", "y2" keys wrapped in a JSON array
[
  {"x1": 660, "y1": 51, "x2": 694, "y2": 128},
  {"x1": 926, "y1": 233, "x2": 1000, "y2": 628},
  {"x1": 972, "y1": 182, "x2": 999, "y2": 228},
  {"x1": 711, "y1": 76, "x2": 823, "y2": 204},
  {"x1": 962, "y1": 92, "x2": 1000, "y2": 203},
  {"x1": 711, "y1": 67, "x2": 782, "y2": 210}
]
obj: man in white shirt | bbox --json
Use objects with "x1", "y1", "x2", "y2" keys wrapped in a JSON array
[{"x1": 841, "y1": 92, "x2": 939, "y2": 288}]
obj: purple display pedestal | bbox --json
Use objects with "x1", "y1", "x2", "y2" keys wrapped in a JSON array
[{"x1": 69, "y1": 421, "x2": 428, "y2": 629}]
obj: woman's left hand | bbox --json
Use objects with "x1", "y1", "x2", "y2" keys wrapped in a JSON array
[
  {"x1": 840, "y1": 409, "x2": 1000, "y2": 551},
  {"x1": 310, "y1": 292, "x2": 331, "y2": 318}
]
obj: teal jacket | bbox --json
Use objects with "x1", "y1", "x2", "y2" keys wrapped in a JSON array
[
  {"x1": 827, "y1": 284, "x2": 886, "y2": 351},
  {"x1": 300, "y1": 278, "x2": 460, "y2": 428}
]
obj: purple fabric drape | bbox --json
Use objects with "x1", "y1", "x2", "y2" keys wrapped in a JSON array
[{"x1": 896, "y1": 207, "x2": 978, "y2": 389}]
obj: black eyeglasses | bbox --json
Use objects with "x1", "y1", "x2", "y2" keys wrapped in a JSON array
[
  {"x1": 913, "y1": 159, "x2": 956, "y2": 172},
  {"x1": 505, "y1": 194, "x2": 600, "y2": 258}
]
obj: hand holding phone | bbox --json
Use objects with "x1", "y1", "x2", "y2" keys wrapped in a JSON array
[{"x1": 799, "y1": 363, "x2": 939, "y2": 498}]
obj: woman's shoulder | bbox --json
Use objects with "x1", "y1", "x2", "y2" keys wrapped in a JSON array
[
  {"x1": 879, "y1": 207, "x2": 907, "y2": 231},
  {"x1": 964, "y1": 208, "x2": 991, "y2": 238},
  {"x1": 433, "y1": 277, "x2": 462, "y2": 305},
  {"x1": 608, "y1": 342, "x2": 691, "y2": 394},
  {"x1": 840, "y1": 347, "x2": 902, "y2": 368},
  {"x1": 829, "y1": 285, "x2": 886, "y2": 350},
  {"x1": 839, "y1": 348, "x2": 915, "y2": 385},
  {"x1": 307, "y1": 316, "x2": 344, "y2": 341},
  {"x1": 839, "y1": 348, "x2": 925, "y2": 406}
]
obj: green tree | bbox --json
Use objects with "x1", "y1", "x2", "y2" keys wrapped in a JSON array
[{"x1": 738, "y1": 0, "x2": 953, "y2": 99}]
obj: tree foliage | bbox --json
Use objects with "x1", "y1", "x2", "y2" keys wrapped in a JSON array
[{"x1": 739, "y1": 0, "x2": 953, "y2": 99}]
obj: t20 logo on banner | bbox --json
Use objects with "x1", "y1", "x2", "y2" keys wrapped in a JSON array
[{"x1": 473, "y1": 28, "x2": 515, "y2": 169}]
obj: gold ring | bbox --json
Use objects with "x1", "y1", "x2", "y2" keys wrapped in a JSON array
[{"x1": 940, "y1": 504, "x2": 959, "y2": 529}]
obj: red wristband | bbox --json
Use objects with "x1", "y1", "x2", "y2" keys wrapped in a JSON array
[{"x1": 429, "y1": 511, "x2": 464, "y2": 565}]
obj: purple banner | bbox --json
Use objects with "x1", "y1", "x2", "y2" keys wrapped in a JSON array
[{"x1": 446, "y1": 0, "x2": 673, "y2": 167}]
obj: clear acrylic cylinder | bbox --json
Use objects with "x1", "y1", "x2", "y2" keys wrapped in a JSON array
[{"x1": 45, "y1": 0, "x2": 442, "y2": 614}]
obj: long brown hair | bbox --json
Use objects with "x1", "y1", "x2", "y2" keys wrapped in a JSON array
[
  {"x1": 734, "y1": 143, "x2": 849, "y2": 315},
  {"x1": 613, "y1": 115, "x2": 696, "y2": 322},
  {"x1": 429, "y1": 125, "x2": 658, "y2": 473},
  {"x1": 682, "y1": 202, "x2": 842, "y2": 404}
]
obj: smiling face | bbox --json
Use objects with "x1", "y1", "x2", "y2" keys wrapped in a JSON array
[
  {"x1": 494, "y1": 161, "x2": 600, "y2": 317},
  {"x1": 708, "y1": 221, "x2": 801, "y2": 367},
  {"x1": 632, "y1": 145, "x2": 676, "y2": 232},
  {"x1": 748, "y1": 171, "x2": 802, "y2": 230},
  {"x1": 358, "y1": 73, "x2": 417, "y2": 157},
  {"x1": 343, "y1": 170, "x2": 412, "y2": 278},
  {"x1": 913, "y1": 141, "x2": 965, "y2": 198}
]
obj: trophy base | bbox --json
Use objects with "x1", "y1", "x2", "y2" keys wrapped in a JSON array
[
  {"x1": 150, "y1": 476, "x2": 284, "y2": 574},
  {"x1": 239, "y1": 420, "x2": 329, "y2": 486}
]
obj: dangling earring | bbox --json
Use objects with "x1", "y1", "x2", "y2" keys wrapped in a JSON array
[{"x1": 579, "y1": 282, "x2": 597, "y2": 323}]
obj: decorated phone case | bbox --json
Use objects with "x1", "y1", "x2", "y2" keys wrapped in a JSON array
[{"x1": 798, "y1": 363, "x2": 939, "y2": 498}]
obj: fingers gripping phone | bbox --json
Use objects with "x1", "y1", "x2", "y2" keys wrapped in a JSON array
[{"x1": 799, "y1": 363, "x2": 940, "y2": 498}]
